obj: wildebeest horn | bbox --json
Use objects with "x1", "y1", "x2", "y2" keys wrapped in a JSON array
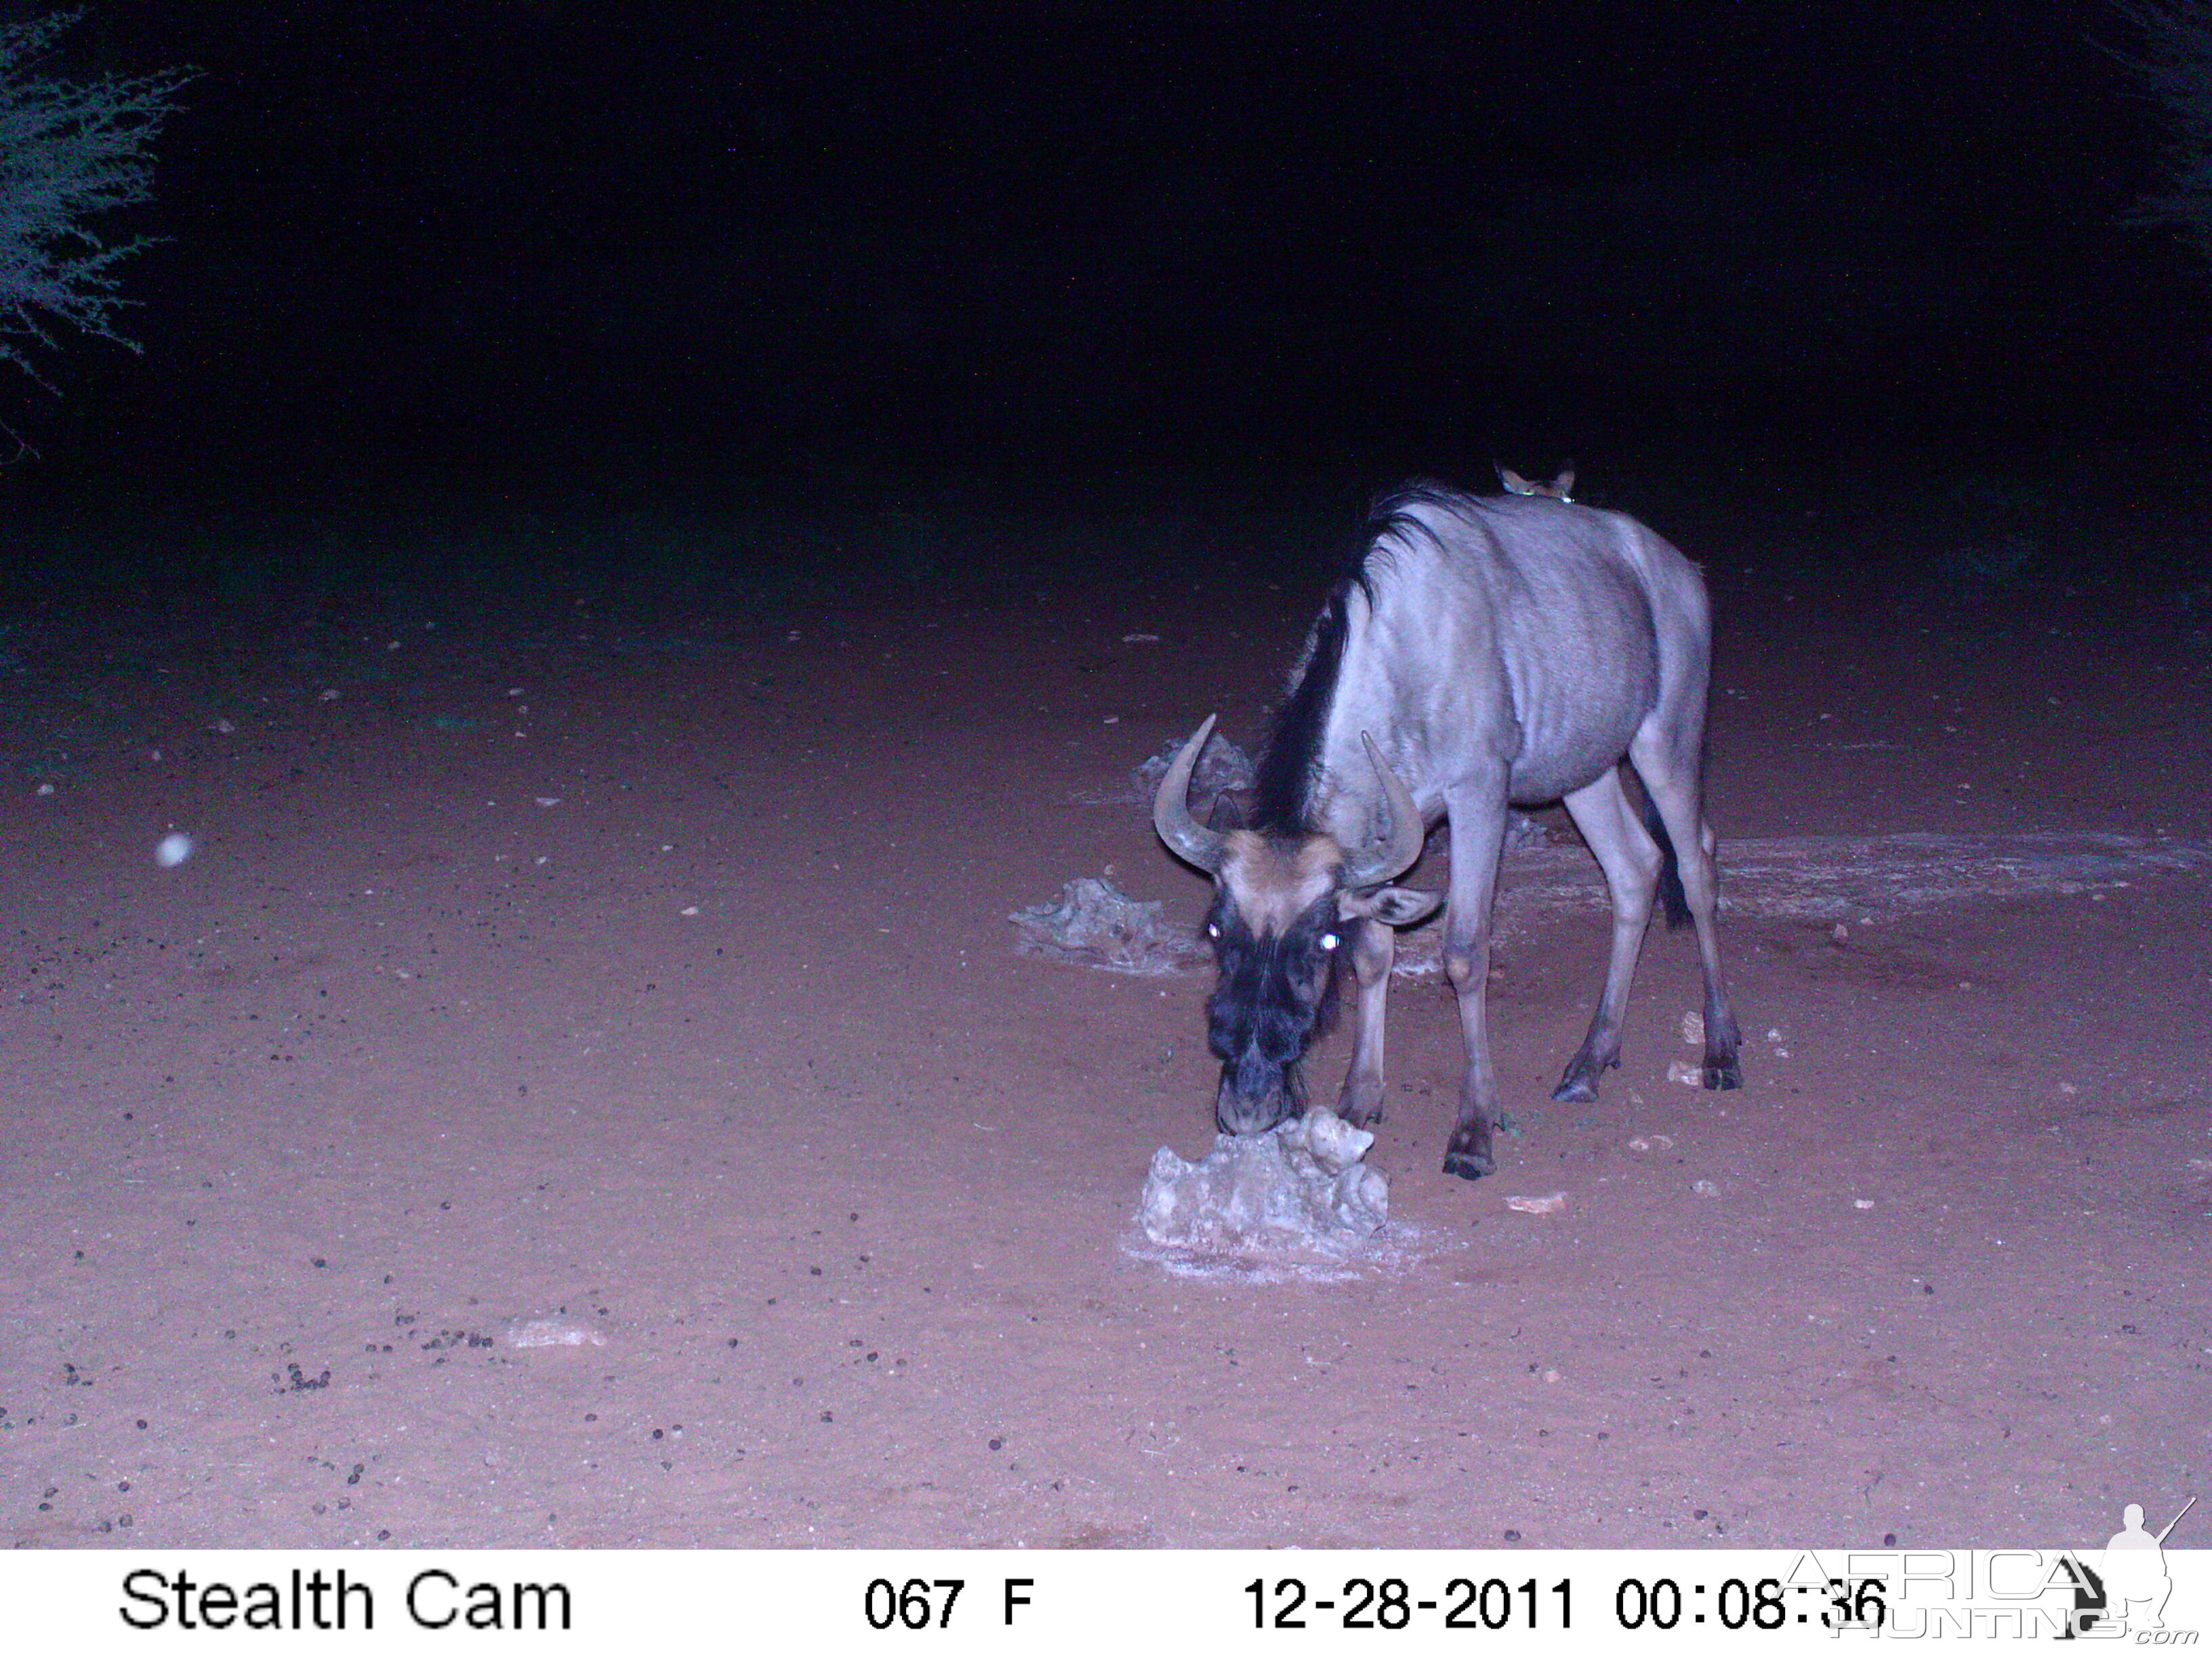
[
  {"x1": 1153, "y1": 715, "x2": 1228, "y2": 874},
  {"x1": 1341, "y1": 732, "x2": 1424, "y2": 888}
]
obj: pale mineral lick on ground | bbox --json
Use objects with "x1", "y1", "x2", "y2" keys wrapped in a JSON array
[
  {"x1": 1132, "y1": 732, "x2": 1254, "y2": 806},
  {"x1": 1009, "y1": 875, "x2": 1208, "y2": 975},
  {"x1": 1140, "y1": 1111, "x2": 1389, "y2": 1252}
]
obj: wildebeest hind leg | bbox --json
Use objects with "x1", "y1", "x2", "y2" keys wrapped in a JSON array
[
  {"x1": 1552, "y1": 767, "x2": 1664, "y2": 1101},
  {"x1": 1630, "y1": 730, "x2": 1744, "y2": 1090}
]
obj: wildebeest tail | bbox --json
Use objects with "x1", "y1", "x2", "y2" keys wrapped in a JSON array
[{"x1": 1640, "y1": 791, "x2": 1693, "y2": 930}]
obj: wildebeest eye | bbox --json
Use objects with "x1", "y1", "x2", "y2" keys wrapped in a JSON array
[{"x1": 1321, "y1": 933, "x2": 1339, "y2": 951}]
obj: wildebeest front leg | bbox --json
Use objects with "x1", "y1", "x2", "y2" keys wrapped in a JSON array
[
  {"x1": 1335, "y1": 914, "x2": 1395, "y2": 1127},
  {"x1": 1440, "y1": 787, "x2": 1509, "y2": 1180},
  {"x1": 1552, "y1": 768, "x2": 1663, "y2": 1101}
]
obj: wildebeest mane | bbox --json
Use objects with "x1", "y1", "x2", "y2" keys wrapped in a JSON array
[
  {"x1": 1249, "y1": 578, "x2": 1352, "y2": 834},
  {"x1": 1362, "y1": 478, "x2": 1486, "y2": 555},
  {"x1": 1249, "y1": 481, "x2": 1469, "y2": 834}
]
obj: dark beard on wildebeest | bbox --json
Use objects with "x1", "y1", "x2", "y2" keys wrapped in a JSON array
[{"x1": 1202, "y1": 882, "x2": 1345, "y2": 1134}]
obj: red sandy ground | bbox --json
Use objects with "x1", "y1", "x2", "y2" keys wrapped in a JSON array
[{"x1": 3, "y1": 548, "x2": 2207, "y2": 1551}]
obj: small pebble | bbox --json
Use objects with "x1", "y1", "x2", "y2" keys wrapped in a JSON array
[
  {"x1": 506, "y1": 1315, "x2": 605, "y2": 1348},
  {"x1": 1504, "y1": 1192, "x2": 1566, "y2": 1216}
]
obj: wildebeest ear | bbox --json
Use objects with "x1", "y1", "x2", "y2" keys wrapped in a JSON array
[
  {"x1": 1339, "y1": 885, "x2": 1443, "y2": 926},
  {"x1": 1204, "y1": 785, "x2": 1254, "y2": 831}
]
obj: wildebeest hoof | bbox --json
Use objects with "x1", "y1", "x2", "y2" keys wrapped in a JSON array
[
  {"x1": 1703, "y1": 1057, "x2": 1744, "y2": 1091},
  {"x1": 1442, "y1": 1147, "x2": 1494, "y2": 1181},
  {"x1": 1551, "y1": 1048, "x2": 1616, "y2": 1102}
]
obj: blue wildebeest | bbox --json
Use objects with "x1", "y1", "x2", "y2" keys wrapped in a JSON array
[{"x1": 1153, "y1": 480, "x2": 1742, "y2": 1179}]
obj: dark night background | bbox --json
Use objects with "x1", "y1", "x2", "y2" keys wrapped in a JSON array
[{"x1": 4, "y1": 0, "x2": 2209, "y2": 588}]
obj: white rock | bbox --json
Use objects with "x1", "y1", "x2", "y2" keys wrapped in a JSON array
[
  {"x1": 1292, "y1": 1108, "x2": 1375, "y2": 1174},
  {"x1": 1140, "y1": 1111, "x2": 1388, "y2": 1250},
  {"x1": 1331, "y1": 1162, "x2": 1389, "y2": 1229}
]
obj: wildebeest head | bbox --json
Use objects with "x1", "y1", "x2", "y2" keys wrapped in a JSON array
[
  {"x1": 1153, "y1": 716, "x2": 1442, "y2": 1134},
  {"x1": 1496, "y1": 462, "x2": 1576, "y2": 501}
]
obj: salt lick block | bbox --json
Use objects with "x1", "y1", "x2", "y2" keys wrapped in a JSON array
[{"x1": 1141, "y1": 1110, "x2": 1389, "y2": 1250}]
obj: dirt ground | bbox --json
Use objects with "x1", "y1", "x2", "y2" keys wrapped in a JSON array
[{"x1": 4, "y1": 518, "x2": 2209, "y2": 1551}]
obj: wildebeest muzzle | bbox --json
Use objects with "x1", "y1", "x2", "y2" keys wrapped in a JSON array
[{"x1": 1215, "y1": 1043, "x2": 1302, "y2": 1136}]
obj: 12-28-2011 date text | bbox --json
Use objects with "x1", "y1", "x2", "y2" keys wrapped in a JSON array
[{"x1": 1248, "y1": 1575, "x2": 1570, "y2": 1631}]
